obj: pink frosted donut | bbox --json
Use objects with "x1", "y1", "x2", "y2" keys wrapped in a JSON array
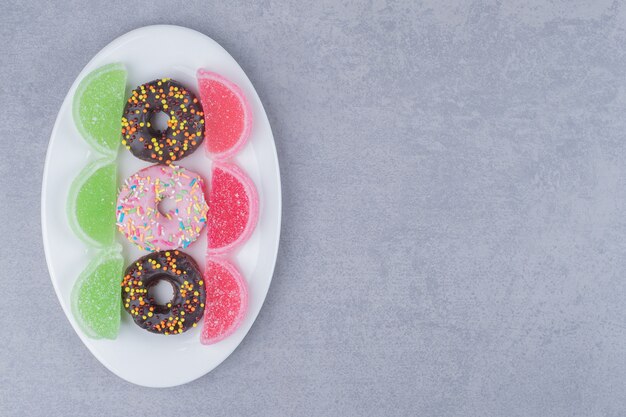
[
  {"x1": 201, "y1": 258, "x2": 248, "y2": 345},
  {"x1": 197, "y1": 69, "x2": 253, "y2": 160},
  {"x1": 116, "y1": 165, "x2": 209, "y2": 252},
  {"x1": 207, "y1": 163, "x2": 259, "y2": 254}
]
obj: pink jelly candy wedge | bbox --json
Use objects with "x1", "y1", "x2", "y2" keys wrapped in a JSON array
[
  {"x1": 207, "y1": 163, "x2": 259, "y2": 255},
  {"x1": 201, "y1": 258, "x2": 248, "y2": 345},
  {"x1": 197, "y1": 69, "x2": 253, "y2": 160}
]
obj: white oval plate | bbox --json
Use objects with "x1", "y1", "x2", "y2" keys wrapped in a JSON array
[{"x1": 41, "y1": 25, "x2": 281, "y2": 387}]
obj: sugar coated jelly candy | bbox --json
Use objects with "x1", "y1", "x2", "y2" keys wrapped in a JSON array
[
  {"x1": 201, "y1": 258, "x2": 248, "y2": 345},
  {"x1": 71, "y1": 250, "x2": 124, "y2": 339},
  {"x1": 207, "y1": 163, "x2": 259, "y2": 254},
  {"x1": 197, "y1": 69, "x2": 253, "y2": 160},
  {"x1": 67, "y1": 159, "x2": 117, "y2": 246},
  {"x1": 73, "y1": 63, "x2": 127, "y2": 155}
]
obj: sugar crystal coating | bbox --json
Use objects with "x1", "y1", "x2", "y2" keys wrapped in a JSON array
[
  {"x1": 71, "y1": 251, "x2": 124, "y2": 339},
  {"x1": 72, "y1": 63, "x2": 127, "y2": 155},
  {"x1": 200, "y1": 258, "x2": 248, "y2": 345},
  {"x1": 207, "y1": 163, "x2": 259, "y2": 254},
  {"x1": 197, "y1": 70, "x2": 252, "y2": 159},
  {"x1": 67, "y1": 159, "x2": 117, "y2": 246}
]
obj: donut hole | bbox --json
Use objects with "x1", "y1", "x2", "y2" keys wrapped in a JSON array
[
  {"x1": 149, "y1": 110, "x2": 171, "y2": 134},
  {"x1": 157, "y1": 196, "x2": 177, "y2": 216},
  {"x1": 147, "y1": 277, "x2": 176, "y2": 308}
]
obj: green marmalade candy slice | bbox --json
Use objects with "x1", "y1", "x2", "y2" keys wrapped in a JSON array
[
  {"x1": 72, "y1": 63, "x2": 127, "y2": 155},
  {"x1": 67, "y1": 159, "x2": 117, "y2": 246},
  {"x1": 71, "y1": 251, "x2": 124, "y2": 339}
]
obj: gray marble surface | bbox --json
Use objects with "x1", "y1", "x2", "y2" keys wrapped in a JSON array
[{"x1": 2, "y1": 1, "x2": 626, "y2": 415}]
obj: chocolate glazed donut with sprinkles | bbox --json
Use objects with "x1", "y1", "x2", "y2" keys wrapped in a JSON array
[
  {"x1": 122, "y1": 251, "x2": 206, "y2": 335},
  {"x1": 121, "y1": 79, "x2": 205, "y2": 164}
]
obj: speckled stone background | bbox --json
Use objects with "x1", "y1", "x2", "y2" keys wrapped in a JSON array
[{"x1": 2, "y1": 1, "x2": 626, "y2": 416}]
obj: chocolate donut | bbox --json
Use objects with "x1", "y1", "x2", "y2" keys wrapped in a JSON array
[
  {"x1": 121, "y1": 79, "x2": 204, "y2": 164},
  {"x1": 121, "y1": 250, "x2": 205, "y2": 335}
]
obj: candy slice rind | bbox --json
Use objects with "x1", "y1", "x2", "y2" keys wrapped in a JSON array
[
  {"x1": 71, "y1": 250, "x2": 124, "y2": 339},
  {"x1": 67, "y1": 159, "x2": 117, "y2": 247},
  {"x1": 197, "y1": 69, "x2": 253, "y2": 160},
  {"x1": 207, "y1": 163, "x2": 259, "y2": 255},
  {"x1": 72, "y1": 63, "x2": 127, "y2": 155},
  {"x1": 201, "y1": 258, "x2": 248, "y2": 345}
]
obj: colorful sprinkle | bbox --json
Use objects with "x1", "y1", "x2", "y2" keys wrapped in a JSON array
[{"x1": 116, "y1": 165, "x2": 209, "y2": 252}]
